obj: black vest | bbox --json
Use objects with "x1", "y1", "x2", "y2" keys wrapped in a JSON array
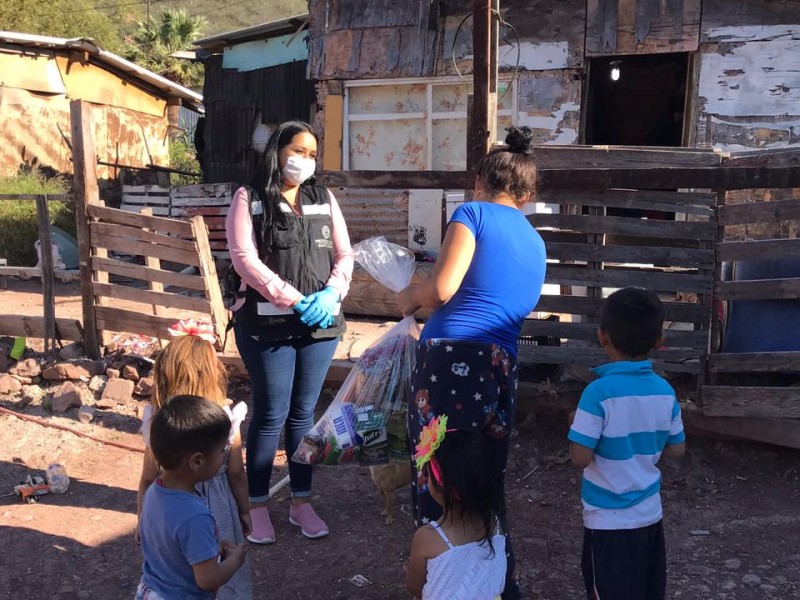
[{"x1": 237, "y1": 184, "x2": 346, "y2": 342}]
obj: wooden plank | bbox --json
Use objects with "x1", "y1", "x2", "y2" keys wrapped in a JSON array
[
  {"x1": 96, "y1": 306, "x2": 184, "y2": 339},
  {"x1": 535, "y1": 294, "x2": 708, "y2": 322},
  {"x1": 545, "y1": 242, "x2": 714, "y2": 269},
  {"x1": 0, "y1": 315, "x2": 83, "y2": 341},
  {"x1": 90, "y1": 222, "x2": 197, "y2": 253},
  {"x1": 683, "y1": 406, "x2": 800, "y2": 450},
  {"x1": 91, "y1": 232, "x2": 202, "y2": 267},
  {"x1": 540, "y1": 189, "x2": 715, "y2": 216},
  {"x1": 35, "y1": 195, "x2": 55, "y2": 352},
  {"x1": 521, "y1": 318, "x2": 708, "y2": 348},
  {"x1": 700, "y1": 0, "x2": 800, "y2": 43},
  {"x1": 93, "y1": 282, "x2": 210, "y2": 314},
  {"x1": 545, "y1": 265, "x2": 712, "y2": 294},
  {"x1": 87, "y1": 204, "x2": 194, "y2": 237},
  {"x1": 319, "y1": 165, "x2": 800, "y2": 191},
  {"x1": 121, "y1": 205, "x2": 171, "y2": 217},
  {"x1": 121, "y1": 194, "x2": 170, "y2": 205},
  {"x1": 718, "y1": 198, "x2": 800, "y2": 226},
  {"x1": 717, "y1": 238, "x2": 800, "y2": 262},
  {"x1": 724, "y1": 148, "x2": 800, "y2": 168},
  {"x1": 190, "y1": 216, "x2": 229, "y2": 351},
  {"x1": 91, "y1": 256, "x2": 207, "y2": 291},
  {"x1": 120, "y1": 185, "x2": 170, "y2": 194},
  {"x1": 173, "y1": 207, "x2": 229, "y2": 217},
  {"x1": 715, "y1": 278, "x2": 800, "y2": 301},
  {"x1": 70, "y1": 99, "x2": 100, "y2": 359},
  {"x1": 171, "y1": 196, "x2": 231, "y2": 207},
  {"x1": 709, "y1": 352, "x2": 800, "y2": 374},
  {"x1": 534, "y1": 213, "x2": 715, "y2": 240},
  {"x1": 702, "y1": 386, "x2": 800, "y2": 418},
  {"x1": 140, "y1": 207, "x2": 169, "y2": 348},
  {"x1": 532, "y1": 147, "x2": 723, "y2": 169},
  {"x1": 518, "y1": 345, "x2": 702, "y2": 373}
]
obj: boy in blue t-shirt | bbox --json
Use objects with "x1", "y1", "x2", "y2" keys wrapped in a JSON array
[
  {"x1": 137, "y1": 395, "x2": 247, "y2": 600},
  {"x1": 568, "y1": 288, "x2": 686, "y2": 600}
]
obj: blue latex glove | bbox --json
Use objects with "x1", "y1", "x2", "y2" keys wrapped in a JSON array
[
  {"x1": 298, "y1": 287, "x2": 339, "y2": 328},
  {"x1": 293, "y1": 295, "x2": 311, "y2": 314}
]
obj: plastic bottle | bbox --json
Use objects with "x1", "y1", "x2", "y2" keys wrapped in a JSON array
[{"x1": 45, "y1": 463, "x2": 70, "y2": 494}]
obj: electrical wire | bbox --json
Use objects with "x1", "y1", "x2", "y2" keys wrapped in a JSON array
[
  {"x1": 449, "y1": 8, "x2": 522, "y2": 107},
  {"x1": 36, "y1": 0, "x2": 177, "y2": 17}
]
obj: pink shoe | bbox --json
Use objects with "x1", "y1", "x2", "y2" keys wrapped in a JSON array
[
  {"x1": 289, "y1": 503, "x2": 329, "y2": 539},
  {"x1": 247, "y1": 506, "x2": 275, "y2": 544}
]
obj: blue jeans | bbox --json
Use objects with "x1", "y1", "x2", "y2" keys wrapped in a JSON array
[{"x1": 235, "y1": 324, "x2": 338, "y2": 503}]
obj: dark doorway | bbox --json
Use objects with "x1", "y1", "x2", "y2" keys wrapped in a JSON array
[{"x1": 584, "y1": 53, "x2": 689, "y2": 147}]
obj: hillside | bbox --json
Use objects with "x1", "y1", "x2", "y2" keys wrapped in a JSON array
[{"x1": 157, "y1": 0, "x2": 308, "y2": 37}]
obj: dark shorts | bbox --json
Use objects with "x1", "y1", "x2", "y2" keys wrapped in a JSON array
[{"x1": 582, "y1": 520, "x2": 667, "y2": 600}]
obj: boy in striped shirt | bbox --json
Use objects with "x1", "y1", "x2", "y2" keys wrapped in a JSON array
[{"x1": 568, "y1": 287, "x2": 686, "y2": 600}]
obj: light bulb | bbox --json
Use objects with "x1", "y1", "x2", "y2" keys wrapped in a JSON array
[{"x1": 611, "y1": 67, "x2": 620, "y2": 81}]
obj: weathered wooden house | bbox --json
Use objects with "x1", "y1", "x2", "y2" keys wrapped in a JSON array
[
  {"x1": 305, "y1": 0, "x2": 800, "y2": 250},
  {"x1": 193, "y1": 15, "x2": 315, "y2": 184},
  {"x1": 0, "y1": 31, "x2": 203, "y2": 180}
]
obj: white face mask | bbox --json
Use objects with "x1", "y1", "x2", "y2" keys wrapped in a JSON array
[{"x1": 282, "y1": 155, "x2": 316, "y2": 186}]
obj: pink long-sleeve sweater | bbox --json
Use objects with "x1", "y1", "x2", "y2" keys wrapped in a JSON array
[{"x1": 226, "y1": 185, "x2": 354, "y2": 312}]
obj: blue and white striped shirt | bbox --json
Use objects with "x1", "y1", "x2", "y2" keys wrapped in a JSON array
[{"x1": 568, "y1": 361, "x2": 685, "y2": 530}]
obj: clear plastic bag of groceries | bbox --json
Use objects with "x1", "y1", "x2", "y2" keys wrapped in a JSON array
[{"x1": 292, "y1": 237, "x2": 419, "y2": 466}]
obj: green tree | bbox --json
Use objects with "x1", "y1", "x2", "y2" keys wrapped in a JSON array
[
  {"x1": 0, "y1": 0, "x2": 132, "y2": 53},
  {"x1": 127, "y1": 9, "x2": 206, "y2": 88}
]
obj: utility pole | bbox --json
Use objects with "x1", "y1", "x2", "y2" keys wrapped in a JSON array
[{"x1": 467, "y1": 0, "x2": 499, "y2": 170}]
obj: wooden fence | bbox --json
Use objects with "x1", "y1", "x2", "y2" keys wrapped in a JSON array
[
  {"x1": 121, "y1": 183, "x2": 232, "y2": 259},
  {"x1": 519, "y1": 188, "x2": 716, "y2": 376},
  {"x1": 0, "y1": 193, "x2": 83, "y2": 351},
  {"x1": 87, "y1": 203, "x2": 229, "y2": 350},
  {"x1": 703, "y1": 189, "x2": 800, "y2": 420}
]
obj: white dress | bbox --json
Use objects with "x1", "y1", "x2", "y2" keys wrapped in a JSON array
[
  {"x1": 142, "y1": 401, "x2": 252, "y2": 600},
  {"x1": 421, "y1": 521, "x2": 507, "y2": 600}
]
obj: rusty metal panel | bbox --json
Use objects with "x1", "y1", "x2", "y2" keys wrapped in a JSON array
[
  {"x1": 201, "y1": 57, "x2": 314, "y2": 184},
  {"x1": 0, "y1": 87, "x2": 169, "y2": 178},
  {"x1": 321, "y1": 0, "x2": 425, "y2": 31},
  {"x1": 700, "y1": 0, "x2": 800, "y2": 42},
  {"x1": 55, "y1": 55, "x2": 167, "y2": 118},
  {"x1": 330, "y1": 187, "x2": 408, "y2": 245},
  {"x1": 517, "y1": 70, "x2": 583, "y2": 145}
]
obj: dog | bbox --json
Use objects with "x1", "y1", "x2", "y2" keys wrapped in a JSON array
[{"x1": 369, "y1": 461, "x2": 412, "y2": 524}]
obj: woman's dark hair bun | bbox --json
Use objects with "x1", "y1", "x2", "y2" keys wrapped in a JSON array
[{"x1": 504, "y1": 126, "x2": 535, "y2": 156}]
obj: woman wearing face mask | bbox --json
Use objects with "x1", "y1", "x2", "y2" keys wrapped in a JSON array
[{"x1": 226, "y1": 120, "x2": 353, "y2": 544}]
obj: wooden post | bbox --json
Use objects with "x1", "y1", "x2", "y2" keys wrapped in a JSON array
[
  {"x1": 704, "y1": 190, "x2": 728, "y2": 398},
  {"x1": 191, "y1": 216, "x2": 230, "y2": 352},
  {"x1": 140, "y1": 207, "x2": 170, "y2": 349},
  {"x1": 70, "y1": 100, "x2": 101, "y2": 359},
  {"x1": 36, "y1": 195, "x2": 55, "y2": 353},
  {"x1": 467, "y1": 0, "x2": 498, "y2": 170}
]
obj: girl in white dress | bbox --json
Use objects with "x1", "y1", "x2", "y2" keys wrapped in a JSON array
[
  {"x1": 406, "y1": 415, "x2": 507, "y2": 600},
  {"x1": 136, "y1": 325, "x2": 252, "y2": 600}
]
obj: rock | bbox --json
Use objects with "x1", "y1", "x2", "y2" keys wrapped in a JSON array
[
  {"x1": 690, "y1": 530, "x2": 711, "y2": 536},
  {"x1": 760, "y1": 584, "x2": 778, "y2": 593},
  {"x1": 105, "y1": 368, "x2": 120, "y2": 379},
  {"x1": 134, "y1": 376, "x2": 154, "y2": 397},
  {"x1": 721, "y1": 580, "x2": 737, "y2": 591},
  {"x1": 77, "y1": 592, "x2": 91, "y2": 600},
  {"x1": 0, "y1": 373, "x2": 22, "y2": 395},
  {"x1": 768, "y1": 575, "x2": 788, "y2": 585},
  {"x1": 9, "y1": 357, "x2": 41, "y2": 378},
  {"x1": 19, "y1": 384, "x2": 44, "y2": 408},
  {"x1": 697, "y1": 584, "x2": 711, "y2": 593},
  {"x1": 724, "y1": 558, "x2": 741, "y2": 571},
  {"x1": 52, "y1": 381, "x2": 83, "y2": 413},
  {"x1": 688, "y1": 565, "x2": 714, "y2": 576},
  {"x1": 78, "y1": 405, "x2": 97, "y2": 423},
  {"x1": 122, "y1": 364, "x2": 140, "y2": 382},
  {"x1": 741, "y1": 574, "x2": 761, "y2": 588},
  {"x1": 42, "y1": 360, "x2": 104, "y2": 381},
  {"x1": 10, "y1": 374, "x2": 34, "y2": 385},
  {"x1": 98, "y1": 378, "x2": 134, "y2": 408},
  {"x1": 58, "y1": 341, "x2": 85, "y2": 361},
  {"x1": 88, "y1": 375, "x2": 107, "y2": 393}
]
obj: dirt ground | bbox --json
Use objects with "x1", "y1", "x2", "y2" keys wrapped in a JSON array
[{"x1": 2, "y1": 281, "x2": 800, "y2": 599}]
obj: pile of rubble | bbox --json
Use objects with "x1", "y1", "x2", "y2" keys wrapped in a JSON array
[{"x1": 0, "y1": 340, "x2": 154, "y2": 424}]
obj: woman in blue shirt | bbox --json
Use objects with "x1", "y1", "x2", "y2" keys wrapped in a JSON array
[{"x1": 397, "y1": 126, "x2": 546, "y2": 600}]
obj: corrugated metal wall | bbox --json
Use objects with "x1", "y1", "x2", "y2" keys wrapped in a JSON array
[
  {"x1": 331, "y1": 187, "x2": 409, "y2": 245},
  {"x1": 199, "y1": 57, "x2": 315, "y2": 185}
]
